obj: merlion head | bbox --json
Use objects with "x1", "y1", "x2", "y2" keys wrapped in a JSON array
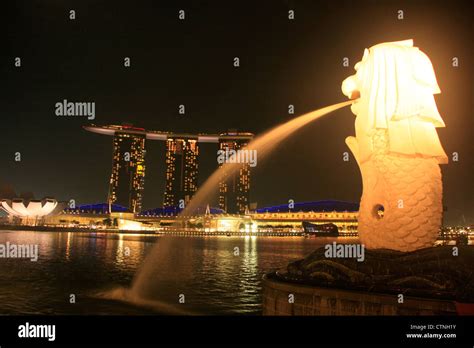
[{"x1": 341, "y1": 39, "x2": 448, "y2": 164}]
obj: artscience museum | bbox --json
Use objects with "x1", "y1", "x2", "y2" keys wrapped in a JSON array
[{"x1": 0, "y1": 198, "x2": 66, "y2": 224}]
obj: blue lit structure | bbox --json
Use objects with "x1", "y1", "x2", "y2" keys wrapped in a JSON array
[
  {"x1": 256, "y1": 200, "x2": 359, "y2": 213},
  {"x1": 64, "y1": 203, "x2": 128, "y2": 214},
  {"x1": 140, "y1": 206, "x2": 225, "y2": 217}
]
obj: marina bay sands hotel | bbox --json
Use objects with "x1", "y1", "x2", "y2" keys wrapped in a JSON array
[{"x1": 84, "y1": 124, "x2": 254, "y2": 215}]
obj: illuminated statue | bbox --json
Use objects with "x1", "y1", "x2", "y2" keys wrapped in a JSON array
[{"x1": 341, "y1": 40, "x2": 447, "y2": 252}]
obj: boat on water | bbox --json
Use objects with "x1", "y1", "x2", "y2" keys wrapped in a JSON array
[{"x1": 302, "y1": 221, "x2": 339, "y2": 237}]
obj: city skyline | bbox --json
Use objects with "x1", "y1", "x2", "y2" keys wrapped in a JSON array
[{"x1": 84, "y1": 124, "x2": 255, "y2": 214}]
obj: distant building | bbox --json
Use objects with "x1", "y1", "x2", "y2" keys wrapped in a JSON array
[
  {"x1": 1, "y1": 198, "x2": 66, "y2": 226},
  {"x1": 1, "y1": 198, "x2": 65, "y2": 218},
  {"x1": 163, "y1": 137, "x2": 199, "y2": 208},
  {"x1": 218, "y1": 132, "x2": 254, "y2": 214},
  {"x1": 107, "y1": 126, "x2": 147, "y2": 213},
  {"x1": 140, "y1": 205, "x2": 224, "y2": 217},
  {"x1": 84, "y1": 124, "x2": 254, "y2": 214},
  {"x1": 64, "y1": 203, "x2": 128, "y2": 214},
  {"x1": 252, "y1": 200, "x2": 359, "y2": 235}
]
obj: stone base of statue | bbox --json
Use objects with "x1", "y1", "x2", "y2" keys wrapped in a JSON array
[{"x1": 262, "y1": 246, "x2": 474, "y2": 315}]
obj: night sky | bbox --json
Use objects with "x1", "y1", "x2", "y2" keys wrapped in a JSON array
[{"x1": 1, "y1": 0, "x2": 473, "y2": 225}]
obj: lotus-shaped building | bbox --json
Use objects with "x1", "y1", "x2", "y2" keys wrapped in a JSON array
[{"x1": 1, "y1": 198, "x2": 65, "y2": 217}]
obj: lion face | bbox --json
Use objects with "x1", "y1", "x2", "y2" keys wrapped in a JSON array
[
  {"x1": 341, "y1": 40, "x2": 448, "y2": 164},
  {"x1": 341, "y1": 48, "x2": 369, "y2": 117}
]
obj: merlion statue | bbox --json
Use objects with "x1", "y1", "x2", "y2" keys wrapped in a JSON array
[{"x1": 341, "y1": 40, "x2": 448, "y2": 252}]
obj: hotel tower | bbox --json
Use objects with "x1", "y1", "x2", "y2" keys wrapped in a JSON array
[
  {"x1": 218, "y1": 132, "x2": 253, "y2": 214},
  {"x1": 163, "y1": 137, "x2": 199, "y2": 208},
  {"x1": 108, "y1": 126, "x2": 146, "y2": 213}
]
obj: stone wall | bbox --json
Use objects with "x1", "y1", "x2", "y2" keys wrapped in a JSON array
[{"x1": 262, "y1": 274, "x2": 457, "y2": 315}]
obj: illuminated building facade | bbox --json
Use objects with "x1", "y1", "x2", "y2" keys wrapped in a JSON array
[
  {"x1": 84, "y1": 125, "x2": 254, "y2": 214},
  {"x1": 163, "y1": 137, "x2": 199, "y2": 208},
  {"x1": 108, "y1": 127, "x2": 146, "y2": 213},
  {"x1": 218, "y1": 132, "x2": 254, "y2": 214},
  {"x1": 252, "y1": 200, "x2": 359, "y2": 235}
]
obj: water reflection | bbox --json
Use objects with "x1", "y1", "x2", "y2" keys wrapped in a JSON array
[
  {"x1": 116, "y1": 234, "x2": 125, "y2": 265},
  {"x1": 0, "y1": 230, "x2": 358, "y2": 314},
  {"x1": 65, "y1": 232, "x2": 72, "y2": 261}
]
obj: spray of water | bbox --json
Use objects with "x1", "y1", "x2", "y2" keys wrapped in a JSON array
[
  {"x1": 101, "y1": 100, "x2": 353, "y2": 312},
  {"x1": 181, "y1": 100, "x2": 354, "y2": 218}
]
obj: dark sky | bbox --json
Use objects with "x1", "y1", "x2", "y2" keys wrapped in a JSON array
[{"x1": 1, "y1": 0, "x2": 473, "y2": 225}]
